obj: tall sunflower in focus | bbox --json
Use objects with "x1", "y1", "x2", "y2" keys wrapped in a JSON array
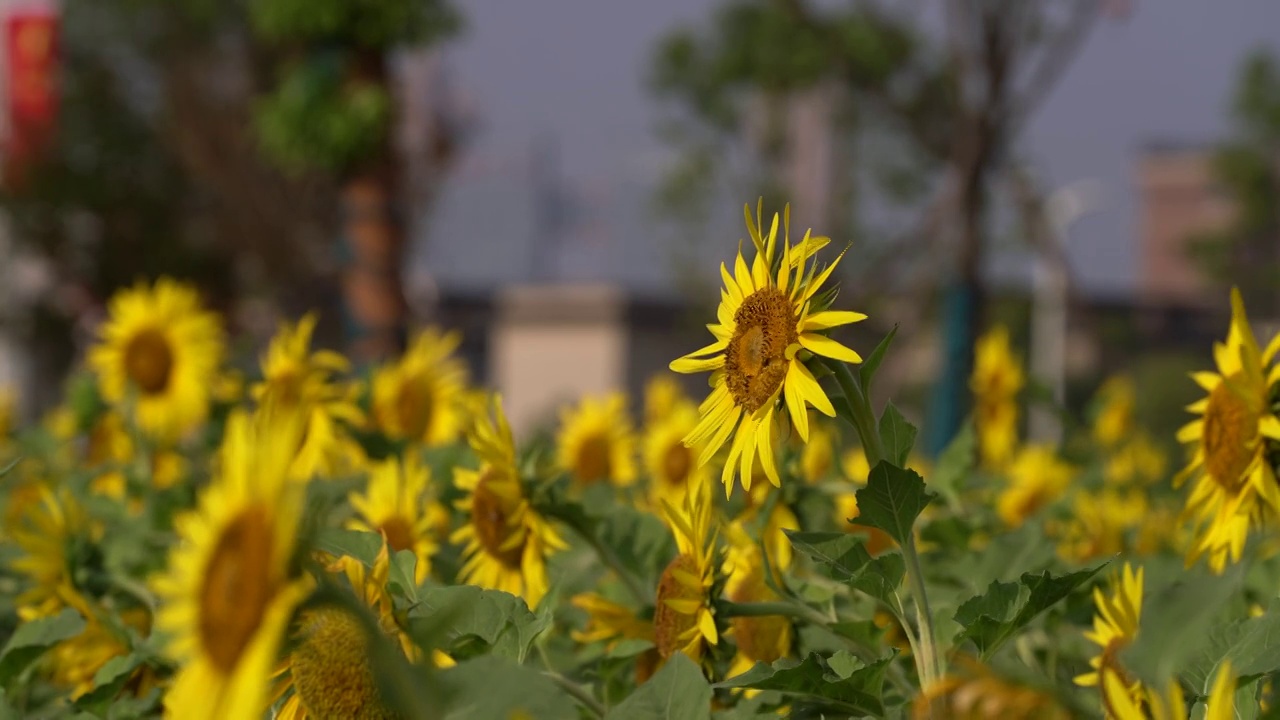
[
  {"x1": 88, "y1": 278, "x2": 224, "y2": 440},
  {"x1": 643, "y1": 398, "x2": 708, "y2": 511},
  {"x1": 671, "y1": 201, "x2": 865, "y2": 496},
  {"x1": 1174, "y1": 288, "x2": 1280, "y2": 573},
  {"x1": 348, "y1": 454, "x2": 444, "y2": 584},
  {"x1": 251, "y1": 313, "x2": 366, "y2": 479},
  {"x1": 372, "y1": 327, "x2": 470, "y2": 447},
  {"x1": 970, "y1": 325, "x2": 1023, "y2": 470},
  {"x1": 653, "y1": 480, "x2": 719, "y2": 669},
  {"x1": 556, "y1": 393, "x2": 638, "y2": 487},
  {"x1": 452, "y1": 395, "x2": 567, "y2": 607},
  {"x1": 152, "y1": 409, "x2": 312, "y2": 720},
  {"x1": 273, "y1": 540, "x2": 451, "y2": 719},
  {"x1": 1075, "y1": 563, "x2": 1143, "y2": 715}
]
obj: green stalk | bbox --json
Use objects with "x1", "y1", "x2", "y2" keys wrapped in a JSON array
[
  {"x1": 822, "y1": 357, "x2": 884, "y2": 466},
  {"x1": 902, "y1": 533, "x2": 940, "y2": 687},
  {"x1": 543, "y1": 671, "x2": 605, "y2": 719}
]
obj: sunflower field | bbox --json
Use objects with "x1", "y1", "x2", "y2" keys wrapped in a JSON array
[{"x1": 1, "y1": 202, "x2": 1278, "y2": 720}]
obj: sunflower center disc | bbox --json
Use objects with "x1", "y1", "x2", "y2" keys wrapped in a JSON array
[
  {"x1": 661, "y1": 443, "x2": 693, "y2": 487},
  {"x1": 575, "y1": 435, "x2": 613, "y2": 484},
  {"x1": 725, "y1": 288, "x2": 797, "y2": 413},
  {"x1": 379, "y1": 516, "x2": 416, "y2": 554},
  {"x1": 653, "y1": 554, "x2": 702, "y2": 659},
  {"x1": 198, "y1": 507, "x2": 274, "y2": 673},
  {"x1": 123, "y1": 329, "x2": 174, "y2": 395},
  {"x1": 471, "y1": 475, "x2": 525, "y2": 569},
  {"x1": 395, "y1": 376, "x2": 434, "y2": 440},
  {"x1": 291, "y1": 608, "x2": 397, "y2": 720},
  {"x1": 1203, "y1": 378, "x2": 1258, "y2": 492}
]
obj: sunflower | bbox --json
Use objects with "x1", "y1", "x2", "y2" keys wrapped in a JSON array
[
  {"x1": 46, "y1": 607, "x2": 153, "y2": 700},
  {"x1": 571, "y1": 594, "x2": 660, "y2": 683},
  {"x1": 645, "y1": 374, "x2": 687, "y2": 425},
  {"x1": 348, "y1": 454, "x2": 445, "y2": 584},
  {"x1": 722, "y1": 523, "x2": 791, "y2": 681},
  {"x1": 152, "y1": 409, "x2": 312, "y2": 720},
  {"x1": 643, "y1": 398, "x2": 709, "y2": 512},
  {"x1": 88, "y1": 278, "x2": 224, "y2": 440},
  {"x1": 371, "y1": 327, "x2": 470, "y2": 447},
  {"x1": 8, "y1": 484, "x2": 97, "y2": 621},
  {"x1": 1174, "y1": 288, "x2": 1280, "y2": 573},
  {"x1": 251, "y1": 313, "x2": 366, "y2": 479},
  {"x1": 1092, "y1": 375, "x2": 1137, "y2": 449},
  {"x1": 1052, "y1": 489, "x2": 1145, "y2": 564},
  {"x1": 670, "y1": 201, "x2": 866, "y2": 497},
  {"x1": 970, "y1": 325, "x2": 1023, "y2": 470},
  {"x1": 1104, "y1": 431, "x2": 1168, "y2": 487},
  {"x1": 1102, "y1": 659, "x2": 1235, "y2": 720},
  {"x1": 85, "y1": 411, "x2": 186, "y2": 502},
  {"x1": 452, "y1": 395, "x2": 567, "y2": 607},
  {"x1": 273, "y1": 540, "x2": 451, "y2": 719},
  {"x1": 917, "y1": 656, "x2": 1070, "y2": 720},
  {"x1": 996, "y1": 445, "x2": 1073, "y2": 528},
  {"x1": 1075, "y1": 563, "x2": 1143, "y2": 716},
  {"x1": 653, "y1": 479, "x2": 719, "y2": 668},
  {"x1": 556, "y1": 392, "x2": 638, "y2": 487}
]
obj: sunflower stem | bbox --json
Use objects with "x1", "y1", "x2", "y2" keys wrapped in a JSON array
[
  {"x1": 543, "y1": 670, "x2": 606, "y2": 718},
  {"x1": 902, "y1": 532, "x2": 941, "y2": 689},
  {"x1": 821, "y1": 357, "x2": 885, "y2": 467}
]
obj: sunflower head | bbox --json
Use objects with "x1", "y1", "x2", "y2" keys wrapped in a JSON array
[
  {"x1": 643, "y1": 399, "x2": 707, "y2": 511},
  {"x1": 970, "y1": 325, "x2": 1024, "y2": 401},
  {"x1": 452, "y1": 395, "x2": 566, "y2": 607},
  {"x1": 556, "y1": 393, "x2": 638, "y2": 487},
  {"x1": 153, "y1": 408, "x2": 312, "y2": 720},
  {"x1": 722, "y1": 523, "x2": 791, "y2": 679},
  {"x1": 348, "y1": 454, "x2": 442, "y2": 585},
  {"x1": 653, "y1": 480, "x2": 719, "y2": 666},
  {"x1": 996, "y1": 445, "x2": 1074, "y2": 528},
  {"x1": 372, "y1": 327, "x2": 470, "y2": 446},
  {"x1": 1052, "y1": 489, "x2": 1146, "y2": 564},
  {"x1": 9, "y1": 484, "x2": 97, "y2": 621},
  {"x1": 1075, "y1": 562, "x2": 1143, "y2": 714},
  {"x1": 1092, "y1": 375, "x2": 1137, "y2": 449},
  {"x1": 1174, "y1": 288, "x2": 1280, "y2": 573},
  {"x1": 88, "y1": 278, "x2": 224, "y2": 440},
  {"x1": 671, "y1": 200, "x2": 867, "y2": 497}
]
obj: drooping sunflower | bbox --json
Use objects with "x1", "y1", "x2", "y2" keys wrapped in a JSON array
[
  {"x1": 671, "y1": 201, "x2": 866, "y2": 497},
  {"x1": 653, "y1": 479, "x2": 719, "y2": 668},
  {"x1": 273, "y1": 539, "x2": 452, "y2": 719},
  {"x1": 643, "y1": 398, "x2": 709, "y2": 511},
  {"x1": 555, "y1": 392, "x2": 638, "y2": 487},
  {"x1": 348, "y1": 454, "x2": 445, "y2": 584},
  {"x1": 251, "y1": 313, "x2": 366, "y2": 479},
  {"x1": 722, "y1": 523, "x2": 791, "y2": 681},
  {"x1": 88, "y1": 278, "x2": 224, "y2": 440},
  {"x1": 1174, "y1": 288, "x2": 1280, "y2": 573},
  {"x1": 917, "y1": 656, "x2": 1070, "y2": 720},
  {"x1": 996, "y1": 445, "x2": 1074, "y2": 528},
  {"x1": 371, "y1": 327, "x2": 470, "y2": 447},
  {"x1": 152, "y1": 408, "x2": 312, "y2": 720},
  {"x1": 8, "y1": 484, "x2": 97, "y2": 621},
  {"x1": 452, "y1": 395, "x2": 567, "y2": 607},
  {"x1": 1075, "y1": 563, "x2": 1144, "y2": 715},
  {"x1": 970, "y1": 325, "x2": 1024, "y2": 470}
]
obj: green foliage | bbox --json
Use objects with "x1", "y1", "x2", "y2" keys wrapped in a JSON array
[
  {"x1": 439, "y1": 656, "x2": 577, "y2": 720},
  {"x1": 715, "y1": 651, "x2": 894, "y2": 717},
  {"x1": 876, "y1": 404, "x2": 917, "y2": 467},
  {"x1": 410, "y1": 585, "x2": 552, "y2": 663},
  {"x1": 0, "y1": 609, "x2": 86, "y2": 685},
  {"x1": 250, "y1": 0, "x2": 460, "y2": 48},
  {"x1": 605, "y1": 654, "x2": 712, "y2": 720},
  {"x1": 254, "y1": 58, "x2": 392, "y2": 175},
  {"x1": 952, "y1": 565, "x2": 1106, "y2": 659},
  {"x1": 1123, "y1": 565, "x2": 1246, "y2": 684},
  {"x1": 849, "y1": 463, "x2": 935, "y2": 547},
  {"x1": 786, "y1": 531, "x2": 905, "y2": 608},
  {"x1": 858, "y1": 324, "x2": 898, "y2": 393}
]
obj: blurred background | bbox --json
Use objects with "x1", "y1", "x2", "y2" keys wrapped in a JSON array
[{"x1": 0, "y1": 0, "x2": 1277, "y2": 454}]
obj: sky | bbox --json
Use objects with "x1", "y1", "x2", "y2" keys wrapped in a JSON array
[{"x1": 433, "y1": 0, "x2": 1280, "y2": 296}]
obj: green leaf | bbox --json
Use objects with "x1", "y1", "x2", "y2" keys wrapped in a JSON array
[
  {"x1": 605, "y1": 653, "x2": 711, "y2": 720},
  {"x1": 953, "y1": 564, "x2": 1105, "y2": 659},
  {"x1": 73, "y1": 652, "x2": 145, "y2": 710},
  {"x1": 858, "y1": 324, "x2": 898, "y2": 392},
  {"x1": 388, "y1": 548, "x2": 420, "y2": 605},
  {"x1": 850, "y1": 554, "x2": 906, "y2": 608},
  {"x1": 0, "y1": 689, "x2": 16, "y2": 720},
  {"x1": 440, "y1": 655, "x2": 577, "y2": 720},
  {"x1": 410, "y1": 585, "x2": 552, "y2": 663},
  {"x1": 1122, "y1": 564, "x2": 1244, "y2": 684},
  {"x1": 0, "y1": 608, "x2": 86, "y2": 684},
  {"x1": 314, "y1": 527, "x2": 383, "y2": 566},
  {"x1": 876, "y1": 403, "x2": 917, "y2": 467},
  {"x1": 930, "y1": 421, "x2": 976, "y2": 504},
  {"x1": 850, "y1": 462, "x2": 935, "y2": 546},
  {"x1": 786, "y1": 531, "x2": 904, "y2": 607},
  {"x1": 714, "y1": 652, "x2": 892, "y2": 717}
]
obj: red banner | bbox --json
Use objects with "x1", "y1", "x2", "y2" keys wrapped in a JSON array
[{"x1": 4, "y1": 8, "x2": 58, "y2": 188}]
